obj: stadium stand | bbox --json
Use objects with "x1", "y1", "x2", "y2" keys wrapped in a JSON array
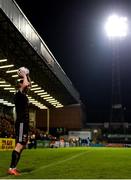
[{"x1": 0, "y1": 115, "x2": 14, "y2": 138}]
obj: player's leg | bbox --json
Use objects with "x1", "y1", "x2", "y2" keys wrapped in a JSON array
[
  {"x1": 8, "y1": 143, "x2": 25, "y2": 175},
  {"x1": 8, "y1": 122, "x2": 28, "y2": 175},
  {"x1": 10, "y1": 143, "x2": 25, "y2": 167}
]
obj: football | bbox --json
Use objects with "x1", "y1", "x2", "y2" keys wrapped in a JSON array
[{"x1": 17, "y1": 67, "x2": 29, "y2": 77}]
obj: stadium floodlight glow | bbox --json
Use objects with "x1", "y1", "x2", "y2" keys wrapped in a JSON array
[
  {"x1": 43, "y1": 96, "x2": 53, "y2": 99},
  {"x1": 39, "y1": 105, "x2": 47, "y2": 109},
  {"x1": 27, "y1": 96, "x2": 33, "y2": 98},
  {"x1": 104, "y1": 14, "x2": 128, "y2": 38},
  {"x1": 52, "y1": 104, "x2": 57, "y2": 107},
  {"x1": 56, "y1": 104, "x2": 63, "y2": 107},
  {"x1": 5, "y1": 103, "x2": 12, "y2": 106},
  {"x1": 0, "y1": 99, "x2": 14, "y2": 107},
  {"x1": 2, "y1": 101, "x2": 8, "y2": 103},
  {"x1": 27, "y1": 92, "x2": 48, "y2": 110},
  {"x1": 53, "y1": 102, "x2": 61, "y2": 105},
  {"x1": 44, "y1": 98, "x2": 56, "y2": 102},
  {"x1": 3, "y1": 102, "x2": 14, "y2": 106},
  {"x1": 33, "y1": 103, "x2": 41, "y2": 106},
  {"x1": 8, "y1": 104, "x2": 15, "y2": 107},
  {"x1": 29, "y1": 100, "x2": 38, "y2": 103},
  {"x1": 56, "y1": 105, "x2": 64, "y2": 108},
  {"x1": 6, "y1": 69, "x2": 18, "y2": 73},
  {"x1": 0, "y1": 59, "x2": 7, "y2": 62},
  {"x1": 1, "y1": 100, "x2": 8, "y2": 103},
  {"x1": 28, "y1": 98, "x2": 36, "y2": 101},
  {"x1": 31, "y1": 84, "x2": 38, "y2": 88},
  {"x1": 52, "y1": 105, "x2": 57, "y2": 107},
  {"x1": 9, "y1": 90, "x2": 16, "y2": 93},
  {"x1": 50, "y1": 101, "x2": 58, "y2": 103},
  {"x1": 46, "y1": 98, "x2": 56, "y2": 101},
  {"x1": 38, "y1": 92, "x2": 48, "y2": 96},
  {"x1": 43, "y1": 97, "x2": 54, "y2": 100},
  {"x1": 47, "y1": 99, "x2": 57, "y2": 102},
  {"x1": 28, "y1": 98, "x2": 34, "y2": 101},
  {"x1": 48, "y1": 100, "x2": 58, "y2": 103},
  {"x1": 0, "y1": 81, "x2": 6, "y2": 83},
  {"x1": 40, "y1": 107, "x2": 46, "y2": 109},
  {"x1": 50, "y1": 104, "x2": 57, "y2": 107},
  {"x1": 28, "y1": 98, "x2": 34, "y2": 100},
  {"x1": 50, "y1": 102, "x2": 58, "y2": 105},
  {"x1": 0, "y1": 84, "x2": 11, "y2": 87},
  {"x1": 35, "y1": 103, "x2": 42, "y2": 106},
  {"x1": 0, "y1": 64, "x2": 14, "y2": 69},
  {"x1": 57, "y1": 103, "x2": 62, "y2": 105},
  {"x1": 31, "y1": 87, "x2": 41, "y2": 91},
  {"x1": 12, "y1": 74, "x2": 18, "y2": 78},
  {"x1": 31, "y1": 102, "x2": 39, "y2": 104},
  {"x1": 40, "y1": 94, "x2": 50, "y2": 98},
  {"x1": 4, "y1": 103, "x2": 14, "y2": 107},
  {"x1": 30, "y1": 102, "x2": 37, "y2": 104},
  {"x1": 34, "y1": 90, "x2": 45, "y2": 93},
  {"x1": 4, "y1": 87, "x2": 15, "y2": 90}
]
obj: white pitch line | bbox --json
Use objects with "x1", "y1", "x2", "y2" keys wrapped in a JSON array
[
  {"x1": 0, "y1": 150, "x2": 89, "y2": 178},
  {"x1": 24, "y1": 150, "x2": 89, "y2": 174}
]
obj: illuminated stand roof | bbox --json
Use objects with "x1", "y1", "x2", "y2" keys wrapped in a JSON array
[{"x1": 0, "y1": 0, "x2": 81, "y2": 109}]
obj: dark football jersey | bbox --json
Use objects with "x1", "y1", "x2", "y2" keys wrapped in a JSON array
[{"x1": 14, "y1": 90, "x2": 29, "y2": 123}]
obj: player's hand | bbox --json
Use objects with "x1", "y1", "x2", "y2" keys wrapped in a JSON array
[{"x1": 18, "y1": 69, "x2": 26, "y2": 77}]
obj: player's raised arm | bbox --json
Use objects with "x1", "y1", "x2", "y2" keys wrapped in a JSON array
[{"x1": 26, "y1": 74, "x2": 32, "y2": 88}]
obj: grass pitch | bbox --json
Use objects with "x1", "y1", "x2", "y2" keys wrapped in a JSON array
[{"x1": 0, "y1": 147, "x2": 131, "y2": 179}]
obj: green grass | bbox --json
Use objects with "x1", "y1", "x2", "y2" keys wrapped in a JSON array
[{"x1": 1, "y1": 147, "x2": 131, "y2": 179}]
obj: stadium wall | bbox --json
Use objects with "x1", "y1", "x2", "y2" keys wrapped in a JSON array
[{"x1": 35, "y1": 104, "x2": 84, "y2": 131}]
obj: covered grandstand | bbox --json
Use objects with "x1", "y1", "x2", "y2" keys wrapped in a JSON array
[{"x1": 0, "y1": 0, "x2": 85, "y2": 132}]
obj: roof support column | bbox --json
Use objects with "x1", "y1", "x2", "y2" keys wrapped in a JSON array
[{"x1": 46, "y1": 107, "x2": 50, "y2": 134}]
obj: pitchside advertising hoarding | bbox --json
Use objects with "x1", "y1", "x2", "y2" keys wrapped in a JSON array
[
  {"x1": 0, "y1": 138, "x2": 15, "y2": 150},
  {"x1": 68, "y1": 131, "x2": 92, "y2": 140}
]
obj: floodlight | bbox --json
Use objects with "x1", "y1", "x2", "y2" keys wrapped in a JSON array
[{"x1": 105, "y1": 14, "x2": 128, "y2": 37}]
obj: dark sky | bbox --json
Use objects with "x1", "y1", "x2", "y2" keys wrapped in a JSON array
[{"x1": 15, "y1": 0, "x2": 131, "y2": 123}]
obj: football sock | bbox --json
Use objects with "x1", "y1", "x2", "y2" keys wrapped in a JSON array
[{"x1": 10, "y1": 150, "x2": 21, "y2": 168}]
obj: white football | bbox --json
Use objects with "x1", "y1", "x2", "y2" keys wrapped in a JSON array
[{"x1": 17, "y1": 67, "x2": 29, "y2": 76}]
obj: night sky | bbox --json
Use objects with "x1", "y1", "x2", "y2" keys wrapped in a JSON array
[{"x1": 15, "y1": 0, "x2": 131, "y2": 123}]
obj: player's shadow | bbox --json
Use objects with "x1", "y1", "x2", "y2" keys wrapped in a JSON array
[{"x1": 21, "y1": 167, "x2": 34, "y2": 173}]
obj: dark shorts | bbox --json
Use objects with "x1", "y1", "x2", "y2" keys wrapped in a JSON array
[{"x1": 15, "y1": 122, "x2": 29, "y2": 145}]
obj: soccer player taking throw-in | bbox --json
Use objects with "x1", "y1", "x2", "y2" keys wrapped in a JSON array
[{"x1": 8, "y1": 67, "x2": 31, "y2": 176}]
